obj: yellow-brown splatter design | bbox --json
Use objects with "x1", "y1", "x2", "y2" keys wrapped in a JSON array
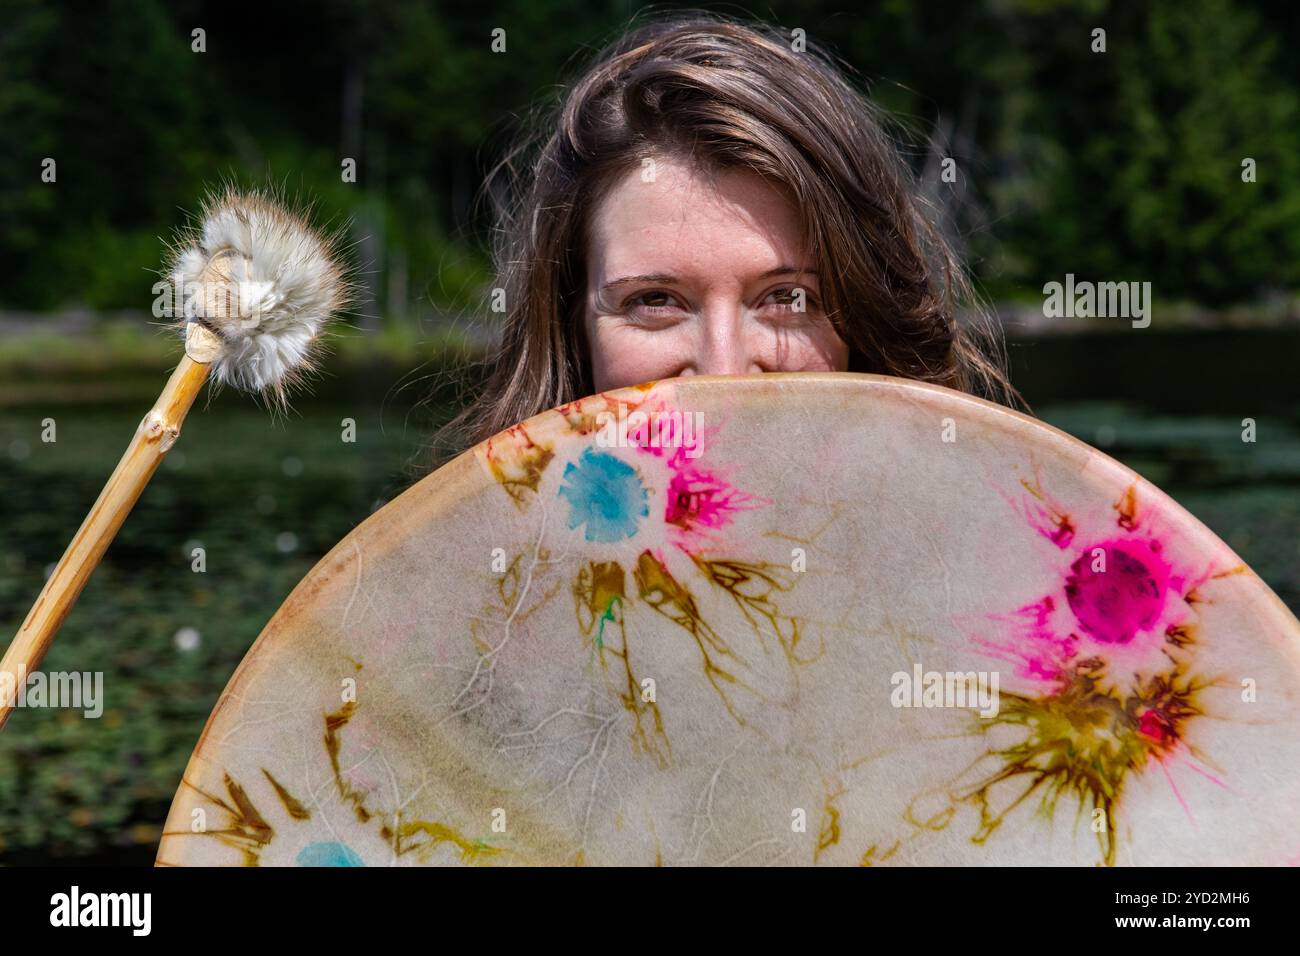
[
  {"x1": 573, "y1": 560, "x2": 672, "y2": 766},
  {"x1": 169, "y1": 699, "x2": 514, "y2": 866},
  {"x1": 633, "y1": 550, "x2": 760, "y2": 722},
  {"x1": 690, "y1": 554, "x2": 822, "y2": 667},
  {"x1": 324, "y1": 701, "x2": 372, "y2": 823},
  {"x1": 387, "y1": 820, "x2": 502, "y2": 863},
  {"x1": 484, "y1": 423, "x2": 554, "y2": 507},
  {"x1": 263, "y1": 769, "x2": 311, "y2": 821},
  {"x1": 815, "y1": 785, "x2": 845, "y2": 862},
  {"x1": 162, "y1": 772, "x2": 275, "y2": 865},
  {"x1": 901, "y1": 658, "x2": 1208, "y2": 865}
]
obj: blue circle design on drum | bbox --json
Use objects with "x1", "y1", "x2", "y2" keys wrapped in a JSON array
[
  {"x1": 558, "y1": 449, "x2": 649, "y2": 542},
  {"x1": 296, "y1": 841, "x2": 365, "y2": 867}
]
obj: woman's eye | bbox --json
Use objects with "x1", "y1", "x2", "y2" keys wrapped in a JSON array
[
  {"x1": 631, "y1": 291, "x2": 675, "y2": 309},
  {"x1": 762, "y1": 286, "x2": 817, "y2": 313},
  {"x1": 623, "y1": 291, "x2": 685, "y2": 323}
]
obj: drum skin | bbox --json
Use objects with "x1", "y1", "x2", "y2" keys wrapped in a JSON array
[{"x1": 156, "y1": 374, "x2": 1300, "y2": 866}]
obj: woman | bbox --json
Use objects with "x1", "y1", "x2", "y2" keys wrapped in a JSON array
[{"x1": 441, "y1": 11, "x2": 1019, "y2": 456}]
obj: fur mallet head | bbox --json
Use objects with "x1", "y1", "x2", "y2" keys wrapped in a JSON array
[{"x1": 168, "y1": 188, "x2": 351, "y2": 405}]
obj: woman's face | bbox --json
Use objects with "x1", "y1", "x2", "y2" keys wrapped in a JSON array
[{"x1": 583, "y1": 157, "x2": 850, "y2": 391}]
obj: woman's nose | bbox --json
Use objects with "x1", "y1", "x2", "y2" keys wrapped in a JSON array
[{"x1": 689, "y1": 309, "x2": 764, "y2": 376}]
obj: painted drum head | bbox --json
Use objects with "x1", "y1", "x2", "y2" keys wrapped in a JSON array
[{"x1": 157, "y1": 373, "x2": 1300, "y2": 866}]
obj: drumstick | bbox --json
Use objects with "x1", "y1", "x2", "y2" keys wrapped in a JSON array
[{"x1": 0, "y1": 188, "x2": 350, "y2": 732}]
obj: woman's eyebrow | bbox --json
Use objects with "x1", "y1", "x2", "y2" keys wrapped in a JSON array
[
  {"x1": 758, "y1": 265, "x2": 819, "y2": 281},
  {"x1": 600, "y1": 272, "x2": 680, "y2": 292},
  {"x1": 600, "y1": 265, "x2": 817, "y2": 293}
]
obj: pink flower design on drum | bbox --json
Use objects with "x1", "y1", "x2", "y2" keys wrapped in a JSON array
[{"x1": 934, "y1": 472, "x2": 1240, "y2": 865}]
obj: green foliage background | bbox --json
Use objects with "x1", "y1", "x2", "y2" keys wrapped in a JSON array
[{"x1": 2, "y1": 0, "x2": 1298, "y2": 314}]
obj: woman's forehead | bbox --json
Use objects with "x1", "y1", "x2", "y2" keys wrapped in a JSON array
[{"x1": 589, "y1": 159, "x2": 809, "y2": 284}]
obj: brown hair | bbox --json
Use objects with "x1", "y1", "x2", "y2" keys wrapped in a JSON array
[{"x1": 437, "y1": 10, "x2": 1020, "y2": 458}]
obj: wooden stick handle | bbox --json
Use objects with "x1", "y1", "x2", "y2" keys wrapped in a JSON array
[{"x1": 0, "y1": 353, "x2": 211, "y2": 731}]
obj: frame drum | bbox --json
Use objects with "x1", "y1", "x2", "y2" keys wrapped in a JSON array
[{"x1": 157, "y1": 374, "x2": 1300, "y2": 866}]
